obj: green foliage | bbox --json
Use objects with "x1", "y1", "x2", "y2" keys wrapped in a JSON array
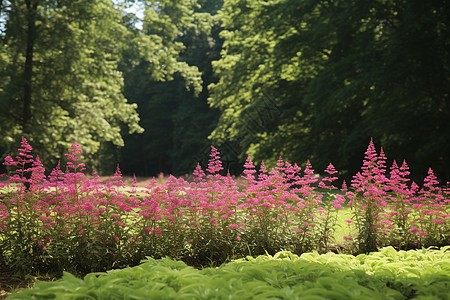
[
  {"x1": 210, "y1": 0, "x2": 450, "y2": 180},
  {"x1": 0, "y1": 0, "x2": 142, "y2": 171},
  {"x1": 8, "y1": 247, "x2": 450, "y2": 299},
  {"x1": 140, "y1": 0, "x2": 203, "y2": 93},
  {"x1": 0, "y1": 0, "x2": 207, "y2": 173},
  {"x1": 119, "y1": 0, "x2": 224, "y2": 176},
  {"x1": 1, "y1": 0, "x2": 448, "y2": 180}
]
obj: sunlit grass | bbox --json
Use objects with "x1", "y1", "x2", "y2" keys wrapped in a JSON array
[{"x1": 335, "y1": 207, "x2": 353, "y2": 243}]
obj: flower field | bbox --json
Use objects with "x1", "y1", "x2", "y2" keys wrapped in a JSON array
[{"x1": 0, "y1": 137, "x2": 449, "y2": 284}]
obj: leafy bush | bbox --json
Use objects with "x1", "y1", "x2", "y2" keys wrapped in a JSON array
[
  {"x1": 0, "y1": 137, "x2": 449, "y2": 277},
  {"x1": 8, "y1": 247, "x2": 450, "y2": 299}
]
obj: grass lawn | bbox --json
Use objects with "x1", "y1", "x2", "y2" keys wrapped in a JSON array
[{"x1": 334, "y1": 207, "x2": 353, "y2": 243}]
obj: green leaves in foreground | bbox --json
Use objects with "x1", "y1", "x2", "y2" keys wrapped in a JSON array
[{"x1": 9, "y1": 246, "x2": 450, "y2": 299}]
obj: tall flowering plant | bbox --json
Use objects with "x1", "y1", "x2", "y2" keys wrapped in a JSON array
[
  {"x1": 1, "y1": 137, "x2": 49, "y2": 274},
  {"x1": 411, "y1": 168, "x2": 448, "y2": 246},
  {"x1": 349, "y1": 139, "x2": 388, "y2": 252},
  {"x1": 347, "y1": 140, "x2": 449, "y2": 252},
  {"x1": 238, "y1": 156, "x2": 292, "y2": 254},
  {"x1": 185, "y1": 147, "x2": 244, "y2": 264},
  {"x1": 381, "y1": 160, "x2": 416, "y2": 248},
  {"x1": 316, "y1": 163, "x2": 345, "y2": 251}
]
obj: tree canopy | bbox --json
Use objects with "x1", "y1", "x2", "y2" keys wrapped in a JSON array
[
  {"x1": 0, "y1": 0, "x2": 203, "y2": 171},
  {"x1": 209, "y1": 0, "x2": 450, "y2": 181},
  {"x1": 0, "y1": 0, "x2": 448, "y2": 181},
  {"x1": 118, "y1": 0, "x2": 224, "y2": 176}
]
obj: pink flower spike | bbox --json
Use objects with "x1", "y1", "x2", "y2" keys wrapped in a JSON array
[
  {"x1": 378, "y1": 147, "x2": 387, "y2": 172},
  {"x1": 243, "y1": 155, "x2": 256, "y2": 181},
  {"x1": 114, "y1": 164, "x2": 123, "y2": 179},
  {"x1": 423, "y1": 168, "x2": 439, "y2": 188},
  {"x1": 19, "y1": 136, "x2": 33, "y2": 153},
  {"x1": 206, "y1": 146, "x2": 223, "y2": 175},
  {"x1": 324, "y1": 163, "x2": 337, "y2": 175},
  {"x1": 341, "y1": 180, "x2": 348, "y2": 191},
  {"x1": 260, "y1": 161, "x2": 268, "y2": 173},
  {"x1": 131, "y1": 174, "x2": 138, "y2": 187},
  {"x1": 304, "y1": 160, "x2": 314, "y2": 175},
  {"x1": 3, "y1": 155, "x2": 17, "y2": 166},
  {"x1": 193, "y1": 163, "x2": 205, "y2": 182}
]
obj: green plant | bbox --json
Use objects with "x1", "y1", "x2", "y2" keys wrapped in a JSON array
[{"x1": 8, "y1": 247, "x2": 450, "y2": 299}]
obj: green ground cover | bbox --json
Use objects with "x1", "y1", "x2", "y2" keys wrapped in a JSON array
[{"x1": 8, "y1": 247, "x2": 450, "y2": 299}]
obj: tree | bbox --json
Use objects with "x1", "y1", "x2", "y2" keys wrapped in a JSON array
[
  {"x1": 209, "y1": 0, "x2": 450, "y2": 181},
  {"x1": 0, "y1": 0, "x2": 142, "y2": 171},
  {"x1": 119, "y1": 0, "x2": 224, "y2": 176},
  {"x1": 0, "y1": 0, "x2": 204, "y2": 173}
]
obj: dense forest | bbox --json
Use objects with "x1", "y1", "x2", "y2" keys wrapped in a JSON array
[{"x1": 0, "y1": 0, "x2": 448, "y2": 182}]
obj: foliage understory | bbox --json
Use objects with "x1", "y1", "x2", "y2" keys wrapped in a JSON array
[
  {"x1": 0, "y1": 138, "x2": 448, "y2": 287},
  {"x1": 7, "y1": 247, "x2": 450, "y2": 299}
]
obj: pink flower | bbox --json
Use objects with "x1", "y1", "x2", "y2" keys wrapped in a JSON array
[
  {"x1": 3, "y1": 155, "x2": 17, "y2": 166},
  {"x1": 193, "y1": 163, "x2": 205, "y2": 182},
  {"x1": 324, "y1": 163, "x2": 337, "y2": 175},
  {"x1": 243, "y1": 155, "x2": 256, "y2": 182},
  {"x1": 206, "y1": 146, "x2": 223, "y2": 175},
  {"x1": 341, "y1": 180, "x2": 348, "y2": 191}
]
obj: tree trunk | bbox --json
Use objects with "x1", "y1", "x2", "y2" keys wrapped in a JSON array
[
  {"x1": 22, "y1": 0, "x2": 38, "y2": 130},
  {"x1": 23, "y1": 0, "x2": 39, "y2": 191}
]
